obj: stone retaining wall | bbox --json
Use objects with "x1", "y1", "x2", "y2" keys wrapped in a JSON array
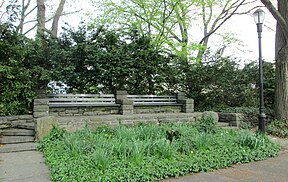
[
  {"x1": 0, "y1": 115, "x2": 34, "y2": 129},
  {"x1": 36, "y1": 112, "x2": 204, "y2": 140},
  {"x1": 0, "y1": 112, "x2": 245, "y2": 142}
]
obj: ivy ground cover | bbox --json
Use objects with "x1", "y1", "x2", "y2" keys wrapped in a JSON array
[{"x1": 38, "y1": 123, "x2": 280, "y2": 182}]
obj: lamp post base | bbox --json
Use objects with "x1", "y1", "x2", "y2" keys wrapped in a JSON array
[{"x1": 259, "y1": 113, "x2": 266, "y2": 133}]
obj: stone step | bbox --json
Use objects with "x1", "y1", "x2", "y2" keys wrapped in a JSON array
[
  {"x1": 0, "y1": 142, "x2": 37, "y2": 153},
  {"x1": 16, "y1": 123, "x2": 35, "y2": 130},
  {"x1": 217, "y1": 122, "x2": 230, "y2": 127},
  {"x1": 0, "y1": 129, "x2": 35, "y2": 136},
  {"x1": 0, "y1": 136, "x2": 35, "y2": 144},
  {"x1": 217, "y1": 122, "x2": 238, "y2": 130}
]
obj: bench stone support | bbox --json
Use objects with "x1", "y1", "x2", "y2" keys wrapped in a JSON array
[
  {"x1": 176, "y1": 92, "x2": 194, "y2": 113},
  {"x1": 115, "y1": 90, "x2": 133, "y2": 115},
  {"x1": 33, "y1": 99, "x2": 49, "y2": 118}
]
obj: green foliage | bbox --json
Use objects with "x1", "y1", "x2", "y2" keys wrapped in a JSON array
[
  {"x1": 49, "y1": 25, "x2": 176, "y2": 94},
  {"x1": 0, "y1": 24, "x2": 52, "y2": 116},
  {"x1": 267, "y1": 120, "x2": 288, "y2": 138},
  {"x1": 0, "y1": 24, "x2": 35, "y2": 115},
  {"x1": 39, "y1": 124, "x2": 280, "y2": 181},
  {"x1": 37, "y1": 125, "x2": 67, "y2": 151},
  {"x1": 183, "y1": 55, "x2": 275, "y2": 112},
  {"x1": 194, "y1": 116, "x2": 217, "y2": 133},
  {"x1": 0, "y1": 21, "x2": 276, "y2": 116}
]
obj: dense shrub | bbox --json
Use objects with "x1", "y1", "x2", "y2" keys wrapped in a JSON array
[
  {"x1": 48, "y1": 26, "x2": 176, "y2": 95},
  {"x1": 39, "y1": 123, "x2": 280, "y2": 182},
  {"x1": 267, "y1": 120, "x2": 288, "y2": 138},
  {"x1": 0, "y1": 24, "x2": 35, "y2": 115},
  {"x1": 184, "y1": 57, "x2": 275, "y2": 111},
  {"x1": 0, "y1": 24, "x2": 51, "y2": 116}
]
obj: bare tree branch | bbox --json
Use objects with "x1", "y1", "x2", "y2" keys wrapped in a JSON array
[
  {"x1": 0, "y1": 1, "x2": 5, "y2": 9},
  {"x1": 260, "y1": 0, "x2": 288, "y2": 40},
  {"x1": 199, "y1": 0, "x2": 246, "y2": 45}
]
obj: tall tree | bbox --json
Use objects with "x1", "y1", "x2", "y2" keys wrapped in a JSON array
[
  {"x1": 0, "y1": 0, "x2": 20, "y2": 24},
  {"x1": 16, "y1": 0, "x2": 36, "y2": 34},
  {"x1": 51, "y1": 0, "x2": 66, "y2": 37},
  {"x1": 36, "y1": 0, "x2": 45, "y2": 37},
  {"x1": 260, "y1": 0, "x2": 288, "y2": 120},
  {"x1": 91, "y1": 0, "x2": 255, "y2": 61}
]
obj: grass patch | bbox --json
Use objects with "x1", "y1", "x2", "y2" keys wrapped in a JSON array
[{"x1": 38, "y1": 121, "x2": 280, "y2": 182}]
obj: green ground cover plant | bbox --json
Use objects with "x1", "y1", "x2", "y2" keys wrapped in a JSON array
[
  {"x1": 38, "y1": 120, "x2": 280, "y2": 182},
  {"x1": 267, "y1": 120, "x2": 288, "y2": 138}
]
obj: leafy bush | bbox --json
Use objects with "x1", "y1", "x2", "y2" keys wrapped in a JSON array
[
  {"x1": 190, "y1": 59, "x2": 275, "y2": 112},
  {"x1": 194, "y1": 116, "x2": 217, "y2": 133},
  {"x1": 39, "y1": 123, "x2": 280, "y2": 181},
  {"x1": 267, "y1": 120, "x2": 288, "y2": 138},
  {"x1": 0, "y1": 24, "x2": 36, "y2": 116},
  {"x1": 49, "y1": 26, "x2": 176, "y2": 95}
]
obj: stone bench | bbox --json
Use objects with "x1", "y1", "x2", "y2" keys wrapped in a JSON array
[
  {"x1": 46, "y1": 94, "x2": 120, "y2": 107},
  {"x1": 33, "y1": 91, "x2": 194, "y2": 117},
  {"x1": 127, "y1": 95, "x2": 182, "y2": 106}
]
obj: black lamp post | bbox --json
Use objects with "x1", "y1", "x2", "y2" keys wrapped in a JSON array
[{"x1": 253, "y1": 9, "x2": 266, "y2": 133}]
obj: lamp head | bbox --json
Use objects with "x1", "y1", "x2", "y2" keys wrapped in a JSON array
[{"x1": 253, "y1": 9, "x2": 265, "y2": 25}]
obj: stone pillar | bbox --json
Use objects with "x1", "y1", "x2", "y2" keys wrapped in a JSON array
[
  {"x1": 218, "y1": 113, "x2": 243, "y2": 127},
  {"x1": 36, "y1": 89, "x2": 47, "y2": 98},
  {"x1": 33, "y1": 99, "x2": 49, "y2": 118},
  {"x1": 115, "y1": 90, "x2": 133, "y2": 115},
  {"x1": 176, "y1": 92, "x2": 194, "y2": 113}
]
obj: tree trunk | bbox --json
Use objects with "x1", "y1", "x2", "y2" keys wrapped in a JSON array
[
  {"x1": 51, "y1": 0, "x2": 66, "y2": 37},
  {"x1": 36, "y1": 0, "x2": 45, "y2": 38},
  {"x1": 274, "y1": 0, "x2": 288, "y2": 120}
]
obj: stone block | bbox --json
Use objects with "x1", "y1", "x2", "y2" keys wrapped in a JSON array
[
  {"x1": 121, "y1": 105, "x2": 134, "y2": 110},
  {"x1": 115, "y1": 90, "x2": 128, "y2": 101},
  {"x1": 1, "y1": 129, "x2": 35, "y2": 136},
  {"x1": 36, "y1": 116, "x2": 58, "y2": 141},
  {"x1": 33, "y1": 105, "x2": 49, "y2": 112},
  {"x1": 33, "y1": 99, "x2": 49, "y2": 105},
  {"x1": 6, "y1": 116, "x2": 19, "y2": 121},
  {"x1": 49, "y1": 112, "x2": 59, "y2": 116},
  {"x1": 229, "y1": 113, "x2": 243, "y2": 127},
  {"x1": 121, "y1": 109, "x2": 133, "y2": 115},
  {"x1": 33, "y1": 111, "x2": 49, "y2": 118},
  {"x1": 117, "y1": 99, "x2": 133, "y2": 105},
  {"x1": 0, "y1": 117, "x2": 9, "y2": 124},
  {"x1": 18, "y1": 115, "x2": 33, "y2": 120},
  {"x1": 15, "y1": 123, "x2": 36, "y2": 130},
  {"x1": 218, "y1": 113, "x2": 243, "y2": 127},
  {"x1": 183, "y1": 109, "x2": 194, "y2": 113},
  {"x1": 0, "y1": 124, "x2": 10, "y2": 129},
  {"x1": 65, "y1": 109, "x2": 79, "y2": 114},
  {"x1": 116, "y1": 90, "x2": 128, "y2": 95},
  {"x1": 202, "y1": 111, "x2": 219, "y2": 122},
  {"x1": 59, "y1": 113, "x2": 73, "y2": 116},
  {"x1": 0, "y1": 136, "x2": 35, "y2": 144},
  {"x1": 176, "y1": 92, "x2": 186, "y2": 101},
  {"x1": 50, "y1": 108, "x2": 65, "y2": 112},
  {"x1": 180, "y1": 99, "x2": 194, "y2": 105},
  {"x1": 83, "y1": 112, "x2": 97, "y2": 116}
]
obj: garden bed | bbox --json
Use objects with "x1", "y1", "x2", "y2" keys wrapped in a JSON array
[{"x1": 38, "y1": 121, "x2": 280, "y2": 182}]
